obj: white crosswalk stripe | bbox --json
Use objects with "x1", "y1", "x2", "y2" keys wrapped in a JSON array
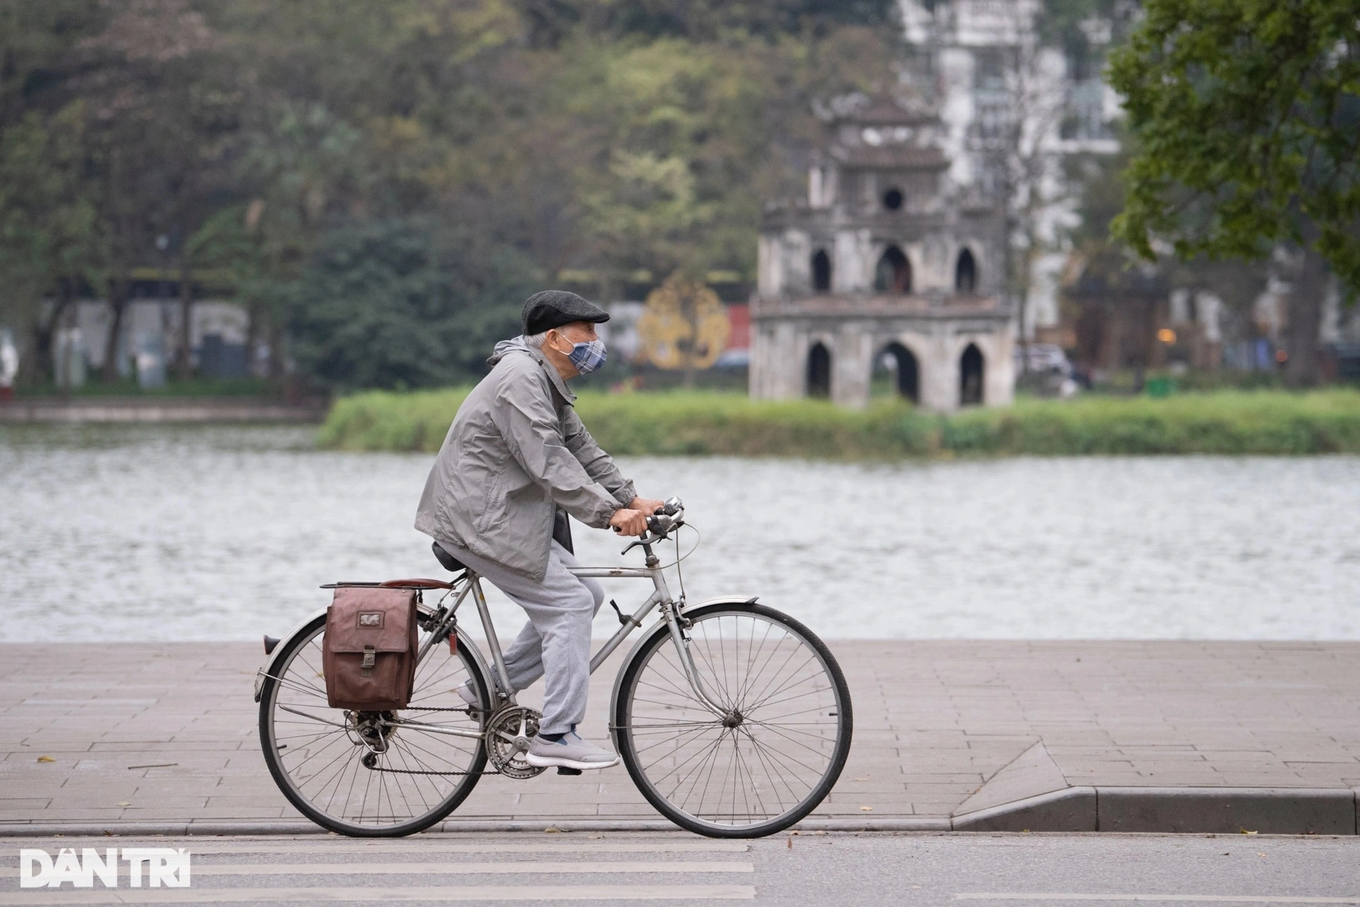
[
  {"x1": 0, "y1": 885, "x2": 756, "y2": 903},
  {"x1": 1, "y1": 835, "x2": 758, "y2": 903}
]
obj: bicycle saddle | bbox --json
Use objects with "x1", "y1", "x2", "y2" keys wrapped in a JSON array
[{"x1": 431, "y1": 541, "x2": 468, "y2": 574}]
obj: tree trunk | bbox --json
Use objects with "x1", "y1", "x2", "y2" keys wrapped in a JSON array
[
  {"x1": 28, "y1": 282, "x2": 71, "y2": 385},
  {"x1": 266, "y1": 314, "x2": 286, "y2": 388},
  {"x1": 1284, "y1": 247, "x2": 1326, "y2": 388},
  {"x1": 243, "y1": 299, "x2": 260, "y2": 378},
  {"x1": 102, "y1": 277, "x2": 131, "y2": 384},
  {"x1": 174, "y1": 257, "x2": 194, "y2": 380}
]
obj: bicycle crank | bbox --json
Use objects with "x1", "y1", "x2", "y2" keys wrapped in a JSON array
[{"x1": 485, "y1": 705, "x2": 546, "y2": 779}]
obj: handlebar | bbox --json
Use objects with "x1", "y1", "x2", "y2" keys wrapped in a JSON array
[
  {"x1": 620, "y1": 496, "x2": 684, "y2": 555},
  {"x1": 647, "y1": 496, "x2": 685, "y2": 537}
]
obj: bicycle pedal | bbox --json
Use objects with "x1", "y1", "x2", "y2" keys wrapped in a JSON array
[{"x1": 556, "y1": 766, "x2": 583, "y2": 776}]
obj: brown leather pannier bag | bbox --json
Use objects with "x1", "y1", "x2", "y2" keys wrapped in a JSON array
[{"x1": 322, "y1": 587, "x2": 418, "y2": 710}]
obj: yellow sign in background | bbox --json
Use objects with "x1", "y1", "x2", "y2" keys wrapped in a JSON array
[{"x1": 636, "y1": 273, "x2": 730, "y2": 373}]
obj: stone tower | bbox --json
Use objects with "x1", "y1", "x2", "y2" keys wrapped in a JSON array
[{"x1": 750, "y1": 94, "x2": 1014, "y2": 412}]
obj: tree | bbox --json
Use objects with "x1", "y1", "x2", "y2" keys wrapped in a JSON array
[
  {"x1": 0, "y1": 0, "x2": 904, "y2": 391},
  {"x1": 0, "y1": 1, "x2": 103, "y2": 384},
  {"x1": 1109, "y1": 0, "x2": 1360, "y2": 386},
  {"x1": 1064, "y1": 145, "x2": 1269, "y2": 378},
  {"x1": 232, "y1": 101, "x2": 370, "y2": 382},
  {"x1": 973, "y1": 4, "x2": 1069, "y2": 374},
  {"x1": 289, "y1": 217, "x2": 537, "y2": 390},
  {"x1": 0, "y1": 1, "x2": 102, "y2": 127},
  {"x1": 560, "y1": 26, "x2": 896, "y2": 287},
  {"x1": 915, "y1": 0, "x2": 1134, "y2": 372},
  {"x1": 0, "y1": 104, "x2": 100, "y2": 384},
  {"x1": 517, "y1": 0, "x2": 899, "y2": 46},
  {"x1": 73, "y1": 0, "x2": 234, "y2": 382}
]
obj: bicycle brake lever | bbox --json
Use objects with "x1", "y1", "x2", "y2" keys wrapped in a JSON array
[{"x1": 621, "y1": 530, "x2": 664, "y2": 555}]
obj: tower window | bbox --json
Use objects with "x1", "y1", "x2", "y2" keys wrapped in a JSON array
[
  {"x1": 874, "y1": 246, "x2": 912, "y2": 295},
  {"x1": 882, "y1": 188, "x2": 904, "y2": 211},
  {"x1": 961, "y1": 343, "x2": 985, "y2": 406},
  {"x1": 807, "y1": 343, "x2": 832, "y2": 398},
  {"x1": 811, "y1": 249, "x2": 832, "y2": 292},
  {"x1": 873, "y1": 342, "x2": 920, "y2": 403},
  {"x1": 955, "y1": 248, "x2": 977, "y2": 294}
]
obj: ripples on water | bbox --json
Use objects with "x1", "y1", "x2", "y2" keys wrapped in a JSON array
[{"x1": 3, "y1": 424, "x2": 1358, "y2": 642}]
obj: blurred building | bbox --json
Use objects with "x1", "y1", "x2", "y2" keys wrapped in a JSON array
[
  {"x1": 751, "y1": 94, "x2": 1014, "y2": 412},
  {"x1": 899, "y1": 0, "x2": 1122, "y2": 345},
  {"x1": 46, "y1": 292, "x2": 256, "y2": 389}
]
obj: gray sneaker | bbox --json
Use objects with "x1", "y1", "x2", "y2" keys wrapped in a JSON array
[{"x1": 525, "y1": 730, "x2": 620, "y2": 771}]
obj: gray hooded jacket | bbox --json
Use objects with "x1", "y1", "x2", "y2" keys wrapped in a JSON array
[{"x1": 414, "y1": 336, "x2": 635, "y2": 581}]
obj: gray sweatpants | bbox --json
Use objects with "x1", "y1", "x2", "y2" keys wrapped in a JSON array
[{"x1": 449, "y1": 541, "x2": 605, "y2": 736}]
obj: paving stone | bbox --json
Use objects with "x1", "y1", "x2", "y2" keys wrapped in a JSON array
[{"x1": 2, "y1": 640, "x2": 1359, "y2": 827}]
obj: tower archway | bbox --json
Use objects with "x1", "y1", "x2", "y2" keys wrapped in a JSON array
[
  {"x1": 811, "y1": 249, "x2": 832, "y2": 292},
  {"x1": 806, "y1": 342, "x2": 832, "y2": 398},
  {"x1": 960, "y1": 343, "x2": 984, "y2": 406},
  {"x1": 955, "y1": 248, "x2": 977, "y2": 294},
  {"x1": 872, "y1": 342, "x2": 920, "y2": 403},
  {"x1": 874, "y1": 245, "x2": 912, "y2": 294}
]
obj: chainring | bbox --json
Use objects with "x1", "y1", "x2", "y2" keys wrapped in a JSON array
[{"x1": 485, "y1": 705, "x2": 547, "y2": 779}]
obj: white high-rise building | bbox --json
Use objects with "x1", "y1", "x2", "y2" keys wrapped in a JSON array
[{"x1": 898, "y1": 0, "x2": 1123, "y2": 343}]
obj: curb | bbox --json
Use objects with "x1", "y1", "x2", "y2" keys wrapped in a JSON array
[
  {"x1": 0, "y1": 397, "x2": 330, "y2": 424},
  {"x1": 952, "y1": 786, "x2": 1097, "y2": 832},
  {"x1": 951, "y1": 786, "x2": 1360, "y2": 835},
  {"x1": 1094, "y1": 787, "x2": 1357, "y2": 835},
  {"x1": 2, "y1": 788, "x2": 1355, "y2": 838},
  {"x1": 0, "y1": 818, "x2": 953, "y2": 838}
]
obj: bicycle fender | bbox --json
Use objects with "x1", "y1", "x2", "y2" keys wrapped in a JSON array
[
  {"x1": 453, "y1": 633, "x2": 496, "y2": 704},
  {"x1": 254, "y1": 608, "x2": 329, "y2": 702},
  {"x1": 606, "y1": 594, "x2": 759, "y2": 749}
]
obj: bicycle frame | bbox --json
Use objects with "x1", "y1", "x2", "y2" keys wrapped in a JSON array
[{"x1": 393, "y1": 538, "x2": 729, "y2": 742}]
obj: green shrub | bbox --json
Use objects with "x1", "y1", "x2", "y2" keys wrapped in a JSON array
[{"x1": 318, "y1": 388, "x2": 1360, "y2": 458}]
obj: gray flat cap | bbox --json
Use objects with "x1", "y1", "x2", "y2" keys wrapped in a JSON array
[{"x1": 521, "y1": 290, "x2": 610, "y2": 335}]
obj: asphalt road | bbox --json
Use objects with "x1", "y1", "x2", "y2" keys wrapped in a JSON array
[{"x1": 3, "y1": 832, "x2": 1358, "y2": 905}]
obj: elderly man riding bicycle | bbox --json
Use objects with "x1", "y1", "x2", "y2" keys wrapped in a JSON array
[{"x1": 414, "y1": 290, "x2": 664, "y2": 772}]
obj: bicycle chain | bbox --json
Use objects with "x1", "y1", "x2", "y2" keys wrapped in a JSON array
[
  {"x1": 365, "y1": 707, "x2": 503, "y2": 777},
  {"x1": 369, "y1": 765, "x2": 503, "y2": 777}
]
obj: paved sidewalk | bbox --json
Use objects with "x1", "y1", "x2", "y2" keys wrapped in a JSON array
[{"x1": 1, "y1": 642, "x2": 1358, "y2": 834}]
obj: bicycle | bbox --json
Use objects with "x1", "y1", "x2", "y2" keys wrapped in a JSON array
[{"x1": 254, "y1": 497, "x2": 853, "y2": 838}]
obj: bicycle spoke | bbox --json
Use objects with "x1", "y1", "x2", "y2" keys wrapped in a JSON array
[
  {"x1": 261, "y1": 618, "x2": 487, "y2": 834},
  {"x1": 276, "y1": 704, "x2": 348, "y2": 728},
  {"x1": 620, "y1": 607, "x2": 849, "y2": 834},
  {"x1": 740, "y1": 726, "x2": 814, "y2": 804}
]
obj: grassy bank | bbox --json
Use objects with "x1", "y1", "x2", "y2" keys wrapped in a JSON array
[{"x1": 318, "y1": 388, "x2": 1360, "y2": 458}]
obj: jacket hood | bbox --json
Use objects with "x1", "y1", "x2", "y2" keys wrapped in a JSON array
[
  {"x1": 488, "y1": 335, "x2": 534, "y2": 366},
  {"x1": 488, "y1": 334, "x2": 575, "y2": 404}
]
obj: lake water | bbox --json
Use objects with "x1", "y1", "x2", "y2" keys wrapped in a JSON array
[{"x1": 4, "y1": 424, "x2": 1359, "y2": 642}]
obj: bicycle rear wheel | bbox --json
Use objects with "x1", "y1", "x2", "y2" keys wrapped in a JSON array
[
  {"x1": 258, "y1": 613, "x2": 490, "y2": 836},
  {"x1": 614, "y1": 602, "x2": 852, "y2": 837}
]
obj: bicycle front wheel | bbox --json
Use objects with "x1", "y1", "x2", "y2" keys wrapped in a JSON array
[
  {"x1": 614, "y1": 602, "x2": 852, "y2": 837},
  {"x1": 258, "y1": 613, "x2": 490, "y2": 836}
]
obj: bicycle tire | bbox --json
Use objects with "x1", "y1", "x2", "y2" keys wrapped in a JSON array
[
  {"x1": 613, "y1": 601, "x2": 852, "y2": 838},
  {"x1": 258, "y1": 613, "x2": 491, "y2": 836}
]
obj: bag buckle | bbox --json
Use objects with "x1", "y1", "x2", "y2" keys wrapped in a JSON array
[{"x1": 361, "y1": 645, "x2": 376, "y2": 675}]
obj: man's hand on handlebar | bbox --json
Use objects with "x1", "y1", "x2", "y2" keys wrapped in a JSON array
[
  {"x1": 628, "y1": 496, "x2": 665, "y2": 515},
  {"x1": 609, "y1": 507, "x2": 649, "y2": 536}
]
